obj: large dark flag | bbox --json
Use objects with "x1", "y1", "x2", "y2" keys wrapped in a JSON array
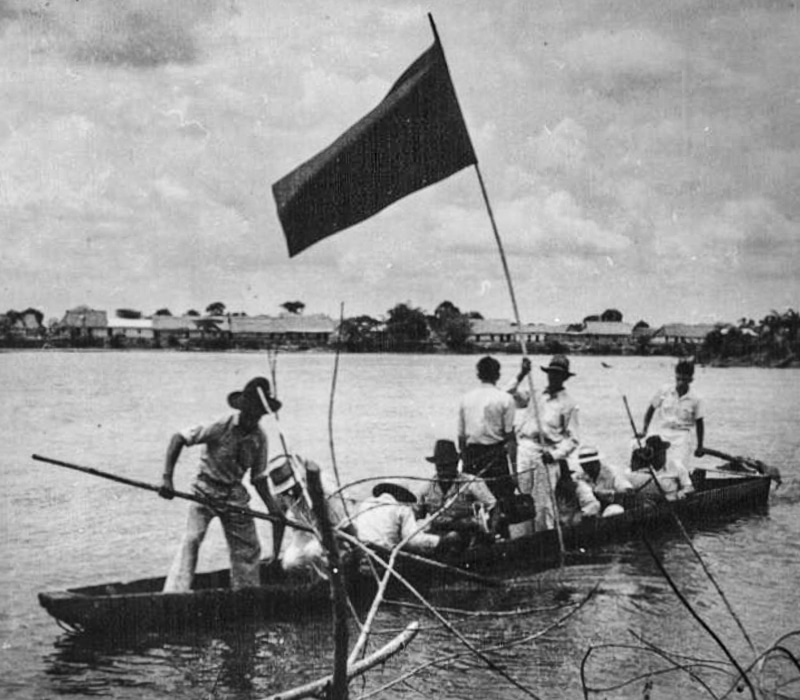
[{"x1": 273, "y1": 37, "x2": 477, "y2": 257}]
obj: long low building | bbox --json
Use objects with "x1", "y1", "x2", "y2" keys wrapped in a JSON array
[{"x1": 56, "y1": 308, "x2": 337, "y2": 348}]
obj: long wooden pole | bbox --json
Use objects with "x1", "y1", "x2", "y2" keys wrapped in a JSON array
[
  {"x1": 428, "y1": 12, "x2": 565, "y2": 560},
  {"x1": 34, "y1": 454, "x2": 492, "y2": 587},
  {"x1": 33, "y1": 453, "x2": 309, "y2": 530},
  {"x1": 472, "y1": 162, "x2": 565, "y2": 561}
]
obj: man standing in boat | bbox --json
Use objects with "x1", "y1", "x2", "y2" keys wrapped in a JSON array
[
  {"x1": 508, "y1": 354, "x2": 580, "y2": 532},
  {"x1": 457, "y1": 356, "x2": 518, "y2": 536},
  {"x1": 158, "y1": 376, "x2": 284, "y2": 592},
  {"x1": 637, "y1": 359, "x2": 703, "y2": 495}
]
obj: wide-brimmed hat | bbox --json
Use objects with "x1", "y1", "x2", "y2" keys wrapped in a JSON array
[
  {"x1": 267, "y1": 454, "x2": 303, "y2": 495},
  {"x1": 227, "y1": 376, "x2": 282, "y2": 413},
  {"x1": 425, "y1": 439, "x2": 460, "y2": 466},
  {"x1": 577, "y1": 446, "x2": 602, "y2": 466},
  {"x1": 541, "y1": 354, "x2": 575, "y2": 377},
  {"x1": 373, "y1": 482, "x2": 417, "y2": 504},
  {"x1": 645, "y1": 434, "x2": 671, "y2": 452}
]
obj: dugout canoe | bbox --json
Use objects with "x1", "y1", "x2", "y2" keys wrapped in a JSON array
[
  {"x1": 415, "y1": 468, "x2": 773, "y2": 579},
  {"x1": 37, "y1": 560, "x2": 345, "y2": 637},
  {"x1": 38, "y1": 469, "x2": 772, "y2": 636}
]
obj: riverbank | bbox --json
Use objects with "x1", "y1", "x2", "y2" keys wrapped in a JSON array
[{"x1": 4, "y1": 343, "x2": 800, "y2": 368}]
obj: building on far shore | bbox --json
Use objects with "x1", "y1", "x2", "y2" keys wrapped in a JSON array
[
  {"x1": 59, "y1": 306, "x2": 108, "y2": 341},
  {"x1": 229, "y1": 313, "x2": 336, "y2": 347},
  {"x1": 650, "y1": 323, "x2": 717, "y2": 347},
  {"x1": 468, "y1": 319, "x2": 566, "y2": 347}
]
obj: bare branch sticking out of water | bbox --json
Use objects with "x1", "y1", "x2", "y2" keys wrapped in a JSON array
[
  {"x1": 354, "y1": 584, "x2": 599, "y2": 700},
  {"x1": 261, "y1": 622, "x2": 420, "y2": 700}
]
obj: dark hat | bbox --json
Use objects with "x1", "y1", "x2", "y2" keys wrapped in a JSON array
[
  {"x1": 425, "y1": 439, "x2": 460, "y2": 466},
  {"x1": 228, "y1": 376, "x2": 282, "y2": 413},
  {"x1": 541, "y1": 354, "x2": 575, "y2": 377},
  {"x1": 645, "y1": 434, "x2": 671, "y2": 451},
  {"x1": 373, "y1": 482, "x2": 417, "y2": 504}
]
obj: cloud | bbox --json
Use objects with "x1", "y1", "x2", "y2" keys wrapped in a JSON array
[
  {"x1": 7, "y1": 0, "x2": 217, "y2": 68},
  {"x1": 563, "y1": 27, "x2": 684, "y2": 94}
]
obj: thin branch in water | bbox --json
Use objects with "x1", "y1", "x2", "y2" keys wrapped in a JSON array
[
  {"x1": 347, "y1": 537, "x2": 543, "y2": 699},
  {"x1": 355, "y1": 584, "x2": 598, "y2": 700},
  {"x1": 642, "y1": 535, "x2": 757, "y2": 700}
]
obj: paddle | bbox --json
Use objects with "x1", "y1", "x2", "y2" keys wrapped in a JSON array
[
  {"x1": 701, "y1": 447, "x2": 782, "y2": 486},
  {"x1": 32, "y1": 454, "x2": 502, "y2": 587}
]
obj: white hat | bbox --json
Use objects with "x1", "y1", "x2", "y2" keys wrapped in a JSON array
[
  {"x1": 578, "y1": 446, "x2": 602, "y2": 466},
  {"x1": 268, "y1": 454, "x2": 304, "y2": 495},
  {"x1": 602, "y1": 504, "x2": 625, "y2": 518}
]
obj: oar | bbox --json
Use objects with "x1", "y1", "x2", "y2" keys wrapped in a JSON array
[
  {"x1": 701, "y1": 447, "x2": 782, "y2": 486},
  {"x1": 33, "y1": 454, "x2": 501, "y2": 587}
]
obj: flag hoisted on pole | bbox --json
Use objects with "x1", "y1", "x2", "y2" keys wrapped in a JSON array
[
  {"x1": 272, "y1": 15, "x2": 567, "y2": 562},
  {"x1": 272, "y1": 17, "x2": 477, "y2": 257}
]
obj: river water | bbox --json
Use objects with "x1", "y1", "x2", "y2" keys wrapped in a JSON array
[{"x1": 1, "y1": 351, "x2": 799, "y2": 699}]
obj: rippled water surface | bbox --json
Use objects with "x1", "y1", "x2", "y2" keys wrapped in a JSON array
[{"x1": 2, "y1": 351, "x2": 799, "y2": 699}]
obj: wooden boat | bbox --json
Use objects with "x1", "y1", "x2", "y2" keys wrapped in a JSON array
[
  {"x1": 38, "y1": 469, "x2": 772, "y2": 637},
  {"x1": 38, "y1": 561, "x2": 342, "y2": 637},
  {"x1": 422, "y1": 469, "x2": 773, "y2": 579}
]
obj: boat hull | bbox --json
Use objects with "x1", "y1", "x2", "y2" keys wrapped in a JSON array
[{"x1": 38, "y1": 473, "x2": 771, "y2": 636}]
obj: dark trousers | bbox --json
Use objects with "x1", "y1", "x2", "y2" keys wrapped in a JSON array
[{"x1": 462, "y1": 443, "x2": 517, "y2": 531}]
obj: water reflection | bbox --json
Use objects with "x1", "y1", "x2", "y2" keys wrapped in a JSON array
[{"x1": 43, "y1": 619, "x2": 343, "y2": 699}]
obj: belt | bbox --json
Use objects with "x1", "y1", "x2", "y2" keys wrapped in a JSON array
[
  {"x1": 197, "y1": 473, "x2": 237, "y2": 490},
  {"x1": 518, "y1": 433, "x2": 554, "y2": 446}
]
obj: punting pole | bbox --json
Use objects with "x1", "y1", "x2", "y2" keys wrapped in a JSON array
[
  {"x1": 32, "y1": 453, "x2": 310, "y2": 531},
  {"x1": 622, "y1": 395, "x2": 644, "y2": 450},
  {"x1": 428, "y1": 12, "x2": 566, "y2": 562},
  {"x1": 33, "y1": 454, "x2": 494, "y2": 588}
]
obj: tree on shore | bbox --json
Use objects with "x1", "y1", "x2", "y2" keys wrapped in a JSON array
[
  {"x1": 115, "y1": 308, "x2": 142, "y2": 319},
  {"x1": 601, "y1": 308, "x2": 623, "y2": 322},
  {"x1": 281, "y1": 301, "x2": 305, "y2": 315},
  {"x1": 700, "y1": 308, "x2": 799, "y2": 364},
  {"x1": 154, "y1": 308, "x2": 172, "y2": 316},
  {"x1": 431, "y1": 301, "x2": 472, "y2": 350},
  {"x1": 338, "y1": 315, "x2": 382, "y2": 352},
  {"x1": 206, "y1": 302, "x2": 226, "y2": 316},
  {"x1": 386, "y1": 303, "x2": 429, "y2": 351}
]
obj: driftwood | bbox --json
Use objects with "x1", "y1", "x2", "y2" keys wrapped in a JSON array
[{"x1": 262, "y1": 622, "x2": 420, "y2": 700}]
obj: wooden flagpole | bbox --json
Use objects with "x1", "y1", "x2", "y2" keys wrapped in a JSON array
[{"x1": 427, "y1": 13, "x2": 566, "y2": 560}]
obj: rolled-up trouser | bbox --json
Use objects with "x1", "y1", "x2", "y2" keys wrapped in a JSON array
[
  {"x1": 163, "y1": 500, "x2": 261, "y2": 592},
  {"x1": 516, "y1": 438, "x2": 560, "y2": 532},
  {"x1": 654, "y1": 429, "x2": 695, "y2": 491}
]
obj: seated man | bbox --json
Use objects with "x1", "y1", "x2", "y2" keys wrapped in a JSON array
[
  {"x1": 414, "y1": 440, "x2": 499, "y2": 545},
  {"x1": 352, "y1": 482, "x2": 448, "y2": 555},
  {"x1": 267, "y1": 453, "x2": 355, "y2": 579},
  {"x1": 553, "y1": 459, "x2": 601, "y2": 526},
  {"x1": 627, "y1": 435, "x2": 694, "y2": 502},
  {"x1": 576, "y1": 446, "x2": 634, "y2": 515}
]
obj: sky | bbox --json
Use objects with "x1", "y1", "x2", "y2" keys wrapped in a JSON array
[{"x1": 1, "y1": 0, "x2": 799, "y2": 327}]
